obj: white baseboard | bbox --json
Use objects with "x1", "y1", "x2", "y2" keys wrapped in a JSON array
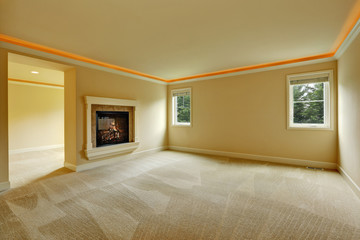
[
  {"x1": 338, "y1": 165, "x2": 360, "y2": 199},
  {"x1": 65, "y1": 146, "x2": 168, "y2": 172},
  {"x1": 131, "y1": 146, "x2": 169, "y2": 156},
  {"x1": 169, "y1": 146, "x2": 337, "y2": 169},
  {"x1": 0, "y1": 181, "x2": 10, "y2": 192},
  {"x1": 64, "y1": 162, "x2": 77, "y2": 172},
  {"x1": 10, "y1": 144, "x2": 64, "y2": 154}
]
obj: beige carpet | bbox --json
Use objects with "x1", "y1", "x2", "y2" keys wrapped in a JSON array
[
  {"x1": 1, "y1": 150, "x2": 360, "y2": 239},
  {"x1": 9, "y1": 148, "x2": 72, "y2": 188}
]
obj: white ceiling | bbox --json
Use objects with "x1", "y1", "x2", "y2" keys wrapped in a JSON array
[{"x1": 1, "y1": 0, "x2": 359, "y2": 80}]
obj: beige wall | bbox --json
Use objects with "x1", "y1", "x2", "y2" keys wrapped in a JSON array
[
  {"x1": 8, "y1": 83, "x2": 64, "y2": 150},
  {"x1": 1, "y1": 45, "x2": 338, "y2": 177},
  {"x1": 1, "y1": 48, "x2": 168, "y2": 170},
  {"x1": 168, "y1": 61, "x2": 338, "y2": 163},
  {"x1": 64, "y1": 68, "x2": 77, "y2": 166},
  {"x1": 0, "y1": 48, "x2": 9, "y2": 185},
  {"x1": 76, "y1": 67, "x2": 168, "y2": 165},
  {"x1": 338, "y1": 33, "x2": 360, "y2": 189}
]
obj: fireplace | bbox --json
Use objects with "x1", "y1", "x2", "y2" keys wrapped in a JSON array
[
  {"x1": 96, "y1": 111, "x2": 129, "y2": 147},
  {"x1": 84, "y1": 96, "x2": 139, "y2": 160}
]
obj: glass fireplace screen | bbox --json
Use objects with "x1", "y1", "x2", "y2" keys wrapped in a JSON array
[{"x1": 96, "y1": 111, "x2": 129, "y2": 147}]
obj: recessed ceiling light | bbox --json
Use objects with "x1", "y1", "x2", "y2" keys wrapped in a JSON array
[{"x1": 31, "y1": 71, "x2": 39, "y2": 74}]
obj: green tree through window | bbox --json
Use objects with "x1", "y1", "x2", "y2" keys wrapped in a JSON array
[
  {"x1": 287, "y1": 70, "x2": 332, "y2": 129},
  {"x1": 176, "y1": 95, "x2": 190, "y2": 123},
  {"x1": 172, "y1": 88, "x2": 191, "y2": 125},
  {"x1": 293, "y1": 83, "x2": 324, "y2": 124}
]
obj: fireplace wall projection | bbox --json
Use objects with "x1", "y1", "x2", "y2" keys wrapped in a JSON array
[
  {"x1": 96, "y1": 111, "x2": 129, "y2": 147},
  {"x1": 85, "y1": 96, "x2": 139, "y2": 161}
]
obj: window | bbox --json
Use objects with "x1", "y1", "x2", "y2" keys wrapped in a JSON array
[
  {"x1": 172, "y1": 88, "x2": 191, "y2": 126},
  {"x1": 287, "y1": 70, "x2": 333, "y2": 129}
]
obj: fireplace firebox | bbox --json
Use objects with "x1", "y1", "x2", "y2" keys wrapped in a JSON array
[{"x1": 96, "y1": 111, "x2": 129, "y2": 147}]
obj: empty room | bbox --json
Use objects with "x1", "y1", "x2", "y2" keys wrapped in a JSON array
[{"x1": 0, "y1": 0, "x2": 360, "y2": 239}]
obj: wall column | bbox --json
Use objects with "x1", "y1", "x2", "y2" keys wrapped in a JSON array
[
  {"x1": 64, "y1": 68, "x2": 77, "y2": 171},
  {"x1": 0, "y1": 48, "x2": 9, "y2": 191}
]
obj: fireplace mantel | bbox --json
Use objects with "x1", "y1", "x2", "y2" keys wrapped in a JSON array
[{"x1": 84, "y1": 96, "x2": 139, "y2": 160}]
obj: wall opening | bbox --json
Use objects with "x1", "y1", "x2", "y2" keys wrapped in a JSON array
[{"x1": 8, "y1": 53, "x2": 73, "y2": 187}]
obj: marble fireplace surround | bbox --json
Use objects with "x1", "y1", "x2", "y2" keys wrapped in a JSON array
[{"x1": 84, "y1": 96, "x2": 139, "y2": 160}]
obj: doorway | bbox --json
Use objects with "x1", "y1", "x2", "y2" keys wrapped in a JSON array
[{"x1": 8, "y1": 53, "x2": 72, "y2": 187}]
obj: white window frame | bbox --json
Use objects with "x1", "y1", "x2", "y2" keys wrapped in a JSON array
[
  {"x1": 172, "y1": 88, "x2": 192, "y2": 127},
  {"x1": 286, "y1": 70, "x2": 333, "y2": 130}
]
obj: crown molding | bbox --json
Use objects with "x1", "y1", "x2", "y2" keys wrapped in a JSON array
[
  {"x1": 0, "y1": 36, "x2": 339, "y2": 85},
  {"x1": 168, "y1": 53, "x2": 335, "y2": 83},
  {"x1": 0, "y1": 36, "x2": 168, "y2": 85},
  {"x1": 335, "y1": 17, "x2": 360, "y2": 59},
  {"x1": 168, "y1": 56, "x2": 337, "y2": 85},
  {"x1": 1, "y1": 12, "x2": 360, "y2": 86},
  {"x1": 1, "y1": 38, "x2": 337, "y2": 85},
  {"x1": 8, "y1": 78, "x2": 64, "y2": 88}
]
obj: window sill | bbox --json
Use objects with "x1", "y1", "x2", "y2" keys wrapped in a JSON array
[
  {"x1": 172, "y1": 123, "x2": 192, "y2": 128},
  {"x1": 287, "y1": 126, "x2": 333, "y2": 131}
]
